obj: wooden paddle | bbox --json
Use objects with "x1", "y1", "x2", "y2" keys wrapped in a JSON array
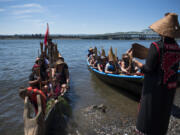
[
  {"x1": 40, "y1": 42, "x2": 43, "y2": 55},
  {"x1": 101, "y1": 47, "x2": 106, "y2": 57},
  {"x1": 37, "y1": 49, "x2": 42, "y2": 89},
  {"x1": 115, "y1": 48, "x2": 118, "y2": 61},
  {"x1": 132, "y1": 43, "x2": 149, "y2": 59},
  {"x1": 94, "y1": 46, "x2": 98, "y2": 56}
]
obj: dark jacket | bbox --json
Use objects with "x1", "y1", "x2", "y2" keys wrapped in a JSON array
[{"x1": 136, "y1": 38, "x2": 180, "y2": 135}]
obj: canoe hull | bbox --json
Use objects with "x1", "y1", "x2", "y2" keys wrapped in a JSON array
[
  {"x1": 87, "y1": 62, "x2": 143, "y2": 96},
  {"x1": 87, "y1": 60, "x2": 180, "y2": 96}
]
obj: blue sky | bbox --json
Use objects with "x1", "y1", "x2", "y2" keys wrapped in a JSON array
[{"x1": 0, "y1": 0, "x2": 180, "y2": 34}]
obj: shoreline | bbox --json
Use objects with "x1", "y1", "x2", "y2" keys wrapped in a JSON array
[
  {"x1": 0, "y1": 37, "x2": 161, "y2": 40},
  {"x1": 0, "y1": 37, "x2": 180, "y2": 41}
]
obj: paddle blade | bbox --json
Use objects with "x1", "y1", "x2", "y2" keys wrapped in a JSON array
[
  {"x1": 108, "y1": 46, "x2": 114, "y2": 61},
  {"x1": 115, "y1": 48, "x2": 117, "y2": 58},
  {"x1": 94, "y1": 46, "x2": 97, "y2": 56},
  {"x1": 101, "y1": 48, "x2": 106, "y2": 57},
  {"x1": 132, "y1": 43, "x2": 149, "y2": 59}
]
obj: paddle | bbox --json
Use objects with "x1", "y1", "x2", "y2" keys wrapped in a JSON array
[
  {"x1": 40, "y1": 42, "x2": 43, "y2": 55},
  {"x1": 101, "y1": 47, "x2": 106, "y2": 57},
  {"x1": 98, "y1": 51, "x2": 101, "y2": 56},
  {"x1": 132, "y1": 43, "x2": 149, "y2": 59},
  {"x1": 115, "y1": 48, "x2": 118, "y2": 61},
  {"x1": 94, "y1": 46, "x2": 98, "y2": 56},
  {"x1": 37, "y1": 49, "x2": 42, "y2": 89}
]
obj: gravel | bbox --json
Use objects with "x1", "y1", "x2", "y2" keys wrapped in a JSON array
[{"x1": 73, "y1": 103, "x2": 180, "y2": 135}]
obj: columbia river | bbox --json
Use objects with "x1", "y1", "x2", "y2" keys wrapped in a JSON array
[{"x1": 0, "y1": 39, "x2": 180, "y2": 135}]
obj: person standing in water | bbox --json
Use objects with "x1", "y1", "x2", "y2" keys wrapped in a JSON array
[{"x1": 134, "y1": 13, "x2": 180, "y2": 135}]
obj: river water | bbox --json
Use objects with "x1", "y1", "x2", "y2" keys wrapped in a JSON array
[{"x1": 0, "y1": 39, "x2": 180, "y2": 135}]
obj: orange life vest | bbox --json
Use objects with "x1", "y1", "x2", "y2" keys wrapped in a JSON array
[{"x1": 27, "y1": 87, "x2": 47, "y2": 114}]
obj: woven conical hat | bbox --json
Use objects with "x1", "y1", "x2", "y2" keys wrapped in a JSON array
[
  {"x1": 58, "y1": 53, "x2": 62, "y2": 58},
  {"x1": 89, "y1": 47, "x2": 93, "y2": 51},
  {"x1": 149, "y1": 13, "x2": 180, "y2": 38},
  {"x1": 56, "y1": 59, "x2": 65, "y2": 65}
]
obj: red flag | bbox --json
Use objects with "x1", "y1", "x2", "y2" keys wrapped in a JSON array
[{"x1": 44, "y1": 23, "x2": 49, "y2": 46}]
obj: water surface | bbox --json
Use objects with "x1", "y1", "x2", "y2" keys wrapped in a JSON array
[{"x1": 0, "y1": 39, "x2": 180, "y2": 134}]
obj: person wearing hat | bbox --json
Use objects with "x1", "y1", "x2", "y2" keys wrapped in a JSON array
[
  {"x1": 57, "y1": 53, "x2": 65, "y2": 62},
  {"x1": 89, "y1": 54, "x2": 99, "y2": 69},
  {"x1": 105, "y1": 55, "x2": 117, "y2": 74},
  {"x1": 120, "y1": 53, "x2": 138, "y2": 74},
  {"x1": 54, "y1": 59, "x2": 69, "y2": 96},
  {"x1": 134, "y1": 13, "x2": 180, "y2": 135},
  {"x1": 29, "y1": 64, "x2": 47, "y2": 89},
  {"x1": 35, "y1": 56, "x2": 48, "y2": 81},
  {"x1": 87, "y1": 47, "x2": 94, "y2": 57},
  {"x1": 97, "y1": 56, "x2": 107, "y2": 72}
]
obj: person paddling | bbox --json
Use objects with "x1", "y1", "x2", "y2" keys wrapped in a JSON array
[
  {"x1": 29, "y1": 63, "x2": 47, "y2": 89},
  {"x1": 54, "y1": 59, "x2": 69, "y2": 97},
  {"x1": 105, "y1": 55, "x2": 117, "y2": 74},
  {"x1": 97, "y1": 56, "x2": 107, "y2": 72},
  {"x1": 87, "y1": 47, "x2": 94, "y2": 57},
  {"x1": 120, "y1": 53, "x2": 138, "y2": 74},
  {"x1": 134, "y1": 13, "x2": 180, "y2": 135}
]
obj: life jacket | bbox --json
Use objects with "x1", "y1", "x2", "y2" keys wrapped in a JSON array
[
  {"x1": 27, "y1": 87, "x2": 47, "y2": 114},
  {"x1": 107, "y1": 63, "x2": 115, "y2": 71},
  {"x1": 152, "y1": 41, "x2": 180, "y2": 89}
]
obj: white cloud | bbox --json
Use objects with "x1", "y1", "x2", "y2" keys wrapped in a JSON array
[
  {"x1": 11, "y1": 3, "x2": 42, "y2": 9},
  {"x1": 20, "y1": 19, "x2": 54, "y2": 31},
  {"x1": 0, "y1": 8, "x2": 5, "y2": 12},
  {"x1": 11, "y1": 3, "x2": 44, "y2": 15},
  {"x1": 13, "y1": 9, "x2": 43, "y2": 15},
  {"x1": 0, "y1": 0, "x2": 14, "y2": 2},
  {"x1": 14, "y1": 15, "x2": 32, "y2": 19}
]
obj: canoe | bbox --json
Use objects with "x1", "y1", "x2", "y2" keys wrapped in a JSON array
[
  {"x1": 20, "y1": 40, "x2": 70, "y2": 135},
  {"x1": 45, "y1": 95, "x2": 71, "y2": 135},
  {"x1": 87, "y1": 60, "x2": 180, "y2": 96}
]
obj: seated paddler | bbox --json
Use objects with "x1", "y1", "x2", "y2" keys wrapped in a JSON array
[
  {"x1": 19, "y1": 86, "x2": 47, "y2": 115},
  {"x1": 54, "y1": 58, "x2": 69, "y2": 96},
  {"x1": 105, "y1": 55, "x2": 117, "y2": 74},
  {"x1": 120, "y1": 53, "x2": 138, "y2": 75},
  {"x1": 97, "y1": 56, "x2": 107, "y2": 72},
  {"x1": 29, "y1": 64, "x2": 47, "y2": 89},
  {"x1": 87, "y1": 47, "x2": 94, "y2": 58},
  {"x1": 89, "y1": 54, "x2": 98, "y2": 69}
]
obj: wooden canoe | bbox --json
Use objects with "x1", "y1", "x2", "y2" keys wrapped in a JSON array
[
  {"x1": 21, "y1": 40, "x2": 70, "y2": 135},
  {"x1": 87, "y1": 60, "x2": 180, "y2": 96}
]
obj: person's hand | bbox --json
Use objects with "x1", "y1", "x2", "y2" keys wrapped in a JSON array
[
  {"x1": 129, "y1": 51, "x2": 133, "y2": 58},
  {"x1": 133, "y1": 59, "x2": 143, "y2": 68},
  {"x1": 37, "y1": 77, "x2": 41, "y2": 82},
  {"x1": 66, "y1": 83, "x2": 70, "y2": 89},
  {"x1": 50, "y1": 90, "x2": 54, "y2": 96}
]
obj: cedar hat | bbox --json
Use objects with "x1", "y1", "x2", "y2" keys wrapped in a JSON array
[
  {"x1": 101, "y1": 56, "x2": 106, "y2": 59},
  {"x1": 89, "y1": 47, "x2": 93, "y2": 51},
  {"x1": 58, "y1": 53, "x2": 62, "y2": 58},
  {"x1": 56, "y1": 59, "x2": 65, "y2": 65},
  {"x1": 58, "y1": 53, "x2": 64, "y2": 62},
  {"x1": 149, "y1": 13, "x2": 180, "y2": 38}
]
